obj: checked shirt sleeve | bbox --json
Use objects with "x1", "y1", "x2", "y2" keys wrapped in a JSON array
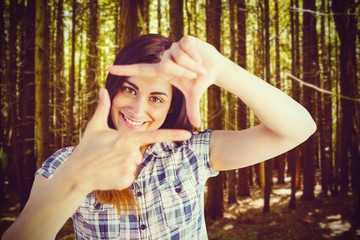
[
  {"x1": 35, "y1": 147, "x2": 74, "y2": 179},
  {"x1": 187, "y1": 129, "x2": 219, "y2": 181}
]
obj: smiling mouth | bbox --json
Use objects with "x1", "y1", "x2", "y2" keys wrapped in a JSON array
[{"x1": 122, "y1": 113, "x2": 146, "y2": 127}]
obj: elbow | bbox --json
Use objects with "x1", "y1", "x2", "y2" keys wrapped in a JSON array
[
  {"x1": 2, "y1": 229, "x2": 13, "y2": 240},
  {"x1": 306, "y1": 112, "x2": 317, "y2": 137},
  {"x1": 298, "y1": 114, "x2": 317, "y2": 143}
]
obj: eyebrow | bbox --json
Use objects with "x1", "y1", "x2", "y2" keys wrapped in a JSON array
[{"x1": 124, "y1": 80, "x2": 169, "y2": 98}]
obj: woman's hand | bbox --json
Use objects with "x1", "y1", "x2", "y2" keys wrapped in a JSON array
[
  {"x1": 107, "y1": 36, "x2": 225, "y2": 127},
  {"x1": 58, "y1": 88, "x2": 192, "y2": 194}
]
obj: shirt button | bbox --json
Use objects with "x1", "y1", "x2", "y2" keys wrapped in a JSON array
[
  {"x1": 136, "y1": 192, "x2": 142, "y2": 197},
  {"x1": 140, "y1": 224, "x2": 147, "y2": 230},
  {"x1": 175, "y1": 187, "x2": 182, "y2": 193}
]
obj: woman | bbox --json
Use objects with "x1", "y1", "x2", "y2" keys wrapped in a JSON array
[{"x1": 2, "y1": 34, "x2": 316, "y2": 240}]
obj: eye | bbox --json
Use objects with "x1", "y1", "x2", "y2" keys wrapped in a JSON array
[
  {"x1": 122, "y1": 86, "x2": 136, "y2": 95},
  {"x1": 149, "y1": 96, "x2": 163, "y2": 103}
]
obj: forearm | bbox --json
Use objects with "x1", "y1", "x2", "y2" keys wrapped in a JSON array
[
  {"x1": 215, "y1": 56, "x2": 316, "y2": 140},
  {"x1": 2, "y1": 171, "x2": 86, "y2": 240}
]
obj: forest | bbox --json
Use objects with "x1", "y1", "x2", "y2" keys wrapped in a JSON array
[{"x1": 0, "y1": 0, "x2": 359, "y2": 239}]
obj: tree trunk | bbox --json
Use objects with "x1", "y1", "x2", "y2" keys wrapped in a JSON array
[
  {"x1": 54, "y1": 0, "x2": 65, "y2": 149},
  {"x1": 204, "y1": 0, "x2": 224, "y2": 221},
  {"x1": 85, "y1": 0, "x2": 99, "y2": 124},
  {"x1": 319, "y1": 0, "x2": 333, "y2": 196},
  {"x1": 169, "y1": 0, "x2": 184, "y2": 41},
  {"x1": 236, "y1": 0, "x2": 250, "y2": 198},
  {"x1": 263, "y1": 0, "x2": 272, "y2": 213},
  {"x1": 157, "y1": 0, "x2": 162, "y2": 34},
  {"x1": 301, "y1": 0, "x2": 319, "y2": 201},
  {"x1": 19, "y1": 0, "x2": 36, "y2": 209},
  {"x1": 68, "y1": 0, "x2": 76, "y2": 146},
  {"x1": 9, "y1": 0, "x2": 22, "y2": 198},
  {"x1": 274, "y1": 0, "x2": 286, "y2": 185},
  {"x1": 332, "y1": 0, "x2": 359, "y2": 216},
  {"x1": 289, "y1": 0, "x2": 302, "y2": 209},
  {"x1": 0, "y1": 0, "x2": 5, "y2": 206},
  {"x1": 226, "y1": 0, "x2": 237, "y2": 205},
  {"x1": 35, "y1": 0, "x2": 51, "y2": 167},
  {"x1": 237, "y1": 167, "x2": 250, "y2": 197},
  {"x1": 119, "y1": 0, "x2": 140, "y2": 49}
]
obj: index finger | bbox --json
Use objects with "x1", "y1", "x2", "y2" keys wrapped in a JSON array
[
  {"x1": 135, "y1": 129, "x2": 192, "y2": 146},
  {"x1": 107, "y1": 64, "x2": 158, "y2": 77}
]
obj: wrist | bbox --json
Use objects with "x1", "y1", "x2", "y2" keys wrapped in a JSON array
[
  {"x1": 51, "y1": 155, "x2": 90, "y2": 198},
  {"x1": 213, "y1": 55, "x2": 238, "y2": 88}
]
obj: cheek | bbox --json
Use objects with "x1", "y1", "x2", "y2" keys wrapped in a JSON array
[
  {"x1": 110, "y1": 95, "x2": 123, "y2": 120},
  {"x1": 158, "y1": 105, "x2": 172, "y2": 120}
]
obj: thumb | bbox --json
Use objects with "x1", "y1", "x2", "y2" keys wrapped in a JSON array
[
  {"x1": 86, "y1": 88, "x2": 111, "y2": 133},
  {"x1": 186, "y1": 92, "x2": 202, "y2": 128}
]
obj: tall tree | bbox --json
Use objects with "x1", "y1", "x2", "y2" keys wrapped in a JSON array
[
  {"x1": 301, "y1": 0, "x2": 319, "y2": 201},
  {"x1": 118, "y1": 0, "x2": 141, "y2": 49},
  {"x1": 274, "y1": 0, "x2": 286, "y2": 185},
  {"x1": 263, "y1": 0, "x2": 272, "y2": 213},
  {"x1": 157, "y1": 0, "x2": 162, "y2": 34},
  {"x1": 319, "y1": 0, "x2": 333, "y2": 196},
  {"x1": 35, "y1": 0, "x2": 51, "y2": 167},
  {"x1": 227, "y1": 0, "x2": 237, "y2": 205},
  {"x1": 169, "y1": 0, "x2": 184, "y2": 40},
  {"x1": 68, "y1": 0, "x2": 77, "y2": 146},
  {"x1": 332, "y1": 0, "x2": 360, "y2": 215},
  {"x1": 19, "y1": 0, "x2": 36, "y2": 209},
  {"x1": 9, "y1": 0, "x2": 22, "y2": 198},
  {"x1": 289, "y1": 0, "x2": 302, "y2": 209},
  {"x1": 236, "y1": 0, "x2": 251, "y2": 198},
  {"x1": 204, "y1": 0, "x2": 224, "y2": 221},
  {"x1": 54, "y1": 0, "x2": 65, "y2": 149},
  {"x1": 0, "y1": 0, "x2": 5, "y2": 206},
  {"x1": 85, "y1": 0, "x2": 99, "y2": 123}
]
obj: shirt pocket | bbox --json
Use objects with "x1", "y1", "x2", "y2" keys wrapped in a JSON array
[
  {"x1": 76, "y1": 197, "x2": 121, "y2": 239},
  {"x1": 158, "y1": 177, "x2": 200, "y2": 228}
]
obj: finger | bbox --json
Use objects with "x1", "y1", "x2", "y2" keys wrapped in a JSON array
[
  {"x1": 159, "y1": 58, "x2": 198, "y2": 79},
  {"x1": 107, "y1": 64, "x2": 158, "y2": 77},
  {"x1": 108, "y1": 62, "x2": 198, "y2": 80},
  {"x1": 186, "y1": 92, "x2": 202, "y2": 128},
  {"x1": 170, "y1": 42, "x2": 207, "y2": 75},
  {"x1": 136, "y1": 129, "x2": 192, "y2": 146},
  {"x1": 179, "y1": 36, "x2": 204, "y2": 66},
  {"x1": 85, "y1": 88, "x2": 111, "y2": 133}
]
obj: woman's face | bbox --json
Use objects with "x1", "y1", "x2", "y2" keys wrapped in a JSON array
[{"x1": 111, "y1": 76, "x2": 173, "y2": 132}]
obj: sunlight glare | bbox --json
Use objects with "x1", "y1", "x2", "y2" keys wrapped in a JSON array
[
  {"x1": 319, "y1": 217, "x2": 351, "y2": 238},
  {"x1": 273, "y1": 188, "x2": 291, "y2": 195},
  {"x1": 223, "y1": 224, "x2": 234, "y2": 231}
]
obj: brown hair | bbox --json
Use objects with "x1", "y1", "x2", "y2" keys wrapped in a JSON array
[{"x1": 95, "y1": 34, "x2": 192, "y2": 214}]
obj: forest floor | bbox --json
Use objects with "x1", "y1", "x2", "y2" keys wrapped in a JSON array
[
  {"x1": 207, "y1": 179, "x2": 360, "y2": 240},
  {"x1": 1, "y1": 177, "x2": 359, "y2": 240}
]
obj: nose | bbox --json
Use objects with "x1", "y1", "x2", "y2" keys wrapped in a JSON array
[{"x1": 128, "y1": 97, "x2": 147, "y2": 117}]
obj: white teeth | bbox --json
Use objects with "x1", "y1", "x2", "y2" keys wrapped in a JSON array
[{"x1": 123, "y1": 114, "x2": 145, "y2": 126}]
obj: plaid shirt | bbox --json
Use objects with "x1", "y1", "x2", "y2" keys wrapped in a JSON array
[{"x1": 36, "y1": 129, "x2": 218, "y2": 240}]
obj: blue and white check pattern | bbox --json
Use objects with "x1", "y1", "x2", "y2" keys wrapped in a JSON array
[{"x1": 36, "y1": 129, "x2": 218, "y2": 240}]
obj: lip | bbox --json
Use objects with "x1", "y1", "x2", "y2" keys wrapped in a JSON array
[{"x1": 120, "y1": 113, "x2": 147, "y2": 129}]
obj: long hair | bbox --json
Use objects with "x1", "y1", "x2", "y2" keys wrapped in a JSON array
[{"x1": 95, "y1": 34, "x2": 192, "y2": 214}]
